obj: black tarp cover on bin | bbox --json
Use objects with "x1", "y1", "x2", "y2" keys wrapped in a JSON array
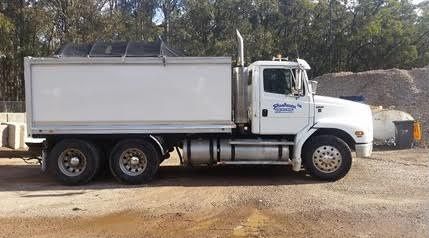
[{"x1": 55, "y1": 39, "x2": 183, "y2": 57}]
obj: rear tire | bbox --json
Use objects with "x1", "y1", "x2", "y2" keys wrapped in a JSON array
[
  {"x1": 109, "y1": 139, "x2": 160, "y2": 184},
  {"x1": 49, "y1": 139, "x2": 101, "y2": 185},
  {"x1": 302, "y1": 135, "x2": 352, "y2": 181}
]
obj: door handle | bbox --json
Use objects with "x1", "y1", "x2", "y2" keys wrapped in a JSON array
[{"x1": 262, "y1": 109, "x2": 268, "y2": 117}]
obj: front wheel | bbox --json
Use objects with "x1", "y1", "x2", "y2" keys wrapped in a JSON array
[{"x1": 302, "y1": 135, "x2": 352, "y2": 181}]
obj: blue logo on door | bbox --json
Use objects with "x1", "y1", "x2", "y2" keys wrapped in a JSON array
[{"x1": 273, "y1": 103, "x2": 302, "y2": 113}]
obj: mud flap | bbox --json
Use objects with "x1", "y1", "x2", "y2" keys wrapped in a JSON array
[
  {"x1": 292, "y1": 157, "x2": 302, "y2": 172},
  {"x1": 41, "y1": 149, "x2": 48, "y2": 172}
]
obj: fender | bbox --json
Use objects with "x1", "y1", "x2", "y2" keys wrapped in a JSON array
[
  {"x1": 312, "y1": 95, "x2": 373, "y2": 144},
  {"x1": 292, "y1": 125, "x2": 317, "y2": 171},
  {"x1": 149, "y1": 135, "x2": 166, "y2": 155},
  {"x1": 292, "y1": 118, "x2": 372, "y2": 171},
  {"x1": 313, "y1": 118, "x2": 373, "y2": 144}
]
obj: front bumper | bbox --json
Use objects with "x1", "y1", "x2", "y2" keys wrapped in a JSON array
[{"x1": 355, "y1": 143, "x2": 373, "y2": 158}]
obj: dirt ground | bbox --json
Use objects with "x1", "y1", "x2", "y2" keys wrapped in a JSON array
[{"x1": 0, "y1": 148, "x2": 428, "y2": 238}]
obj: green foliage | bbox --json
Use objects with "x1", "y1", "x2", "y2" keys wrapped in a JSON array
[
  {"x1": 0, "y1": 0, "x2": 428, "y2": 101},
  {"x1": 0, "y1": 12, "x2": 14, "y2": 57}
]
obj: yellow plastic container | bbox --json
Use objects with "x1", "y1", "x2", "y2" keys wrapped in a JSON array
[{"x1": 413, "y1": 121, "x2": 422, "y2": 141}]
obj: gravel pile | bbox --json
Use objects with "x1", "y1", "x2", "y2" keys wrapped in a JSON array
[{"x1": 314, "y1": 66, "x2": 429, "y2": 144}]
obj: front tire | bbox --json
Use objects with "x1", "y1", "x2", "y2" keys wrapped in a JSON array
[
  {"x1": 302, "y1": 135, "x2": 352, "y2": 181},
  {"x1": 109, "y1": 139, "x2": 161, "y2": 184},
  {"x1": 49, "y1": 139, "x2": 101, "y2": 185}
]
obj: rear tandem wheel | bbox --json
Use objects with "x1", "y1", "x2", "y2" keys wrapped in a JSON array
[
  {"x1": 109, "y1": 139, "x2": 161, "y2": 184},
  {"x1": 49, "y1": 139, "x2": 101, "y2": 185}
]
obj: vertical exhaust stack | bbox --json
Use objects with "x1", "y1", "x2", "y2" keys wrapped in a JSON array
[
  {"x1": 236, "y1": 30, "x2": 244, "y2": 67},
  {"x1": 233, "y1": 30, "x2": 249, "y2": 125}
]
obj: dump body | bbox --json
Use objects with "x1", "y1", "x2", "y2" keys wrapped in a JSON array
[{"x1": 24, "y1": 57, "x2": 234, "y2": 135}]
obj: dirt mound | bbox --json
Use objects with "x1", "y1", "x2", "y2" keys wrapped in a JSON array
[{"x1": 314, "y1": 66, "x2": 429, "y2": 144}]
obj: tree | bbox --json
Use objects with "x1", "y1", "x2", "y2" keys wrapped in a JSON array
[
  {"x1": 157, "y1": 0, "x2": 183, "y2": 41},
  {"x1": 415, "y1": 0, "x2": 429, "y2": 66},
  {"x1": 0, "y1": 0, "x2": 427, "y2": 102}
]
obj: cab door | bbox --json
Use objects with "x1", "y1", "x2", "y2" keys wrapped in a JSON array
[{"x1": 259, "y1": 67, "x2": 311, "y2": 134}]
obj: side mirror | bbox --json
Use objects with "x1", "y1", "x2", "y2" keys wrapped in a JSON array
[{"x1": 310, "y1": 80, "x2": 318, "y2": 94}]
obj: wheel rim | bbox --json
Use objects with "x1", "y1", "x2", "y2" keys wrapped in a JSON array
[
  {"x1": 312, "y1": 145, "x2": 342, "y2": 173},
  {"x1": 58, "y1": 148, "x2": 87, "y2": 177},
  {"x1": 119, "y1": 148, "x2": 148, "y2": 176}
]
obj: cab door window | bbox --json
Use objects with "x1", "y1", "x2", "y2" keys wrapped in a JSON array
[{"x1": 263, "y1": 69, "x2": 294, "y2": 95}]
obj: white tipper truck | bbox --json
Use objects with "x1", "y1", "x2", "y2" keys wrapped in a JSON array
[{"x1": 24, "y1": 31, "x2": 373, "y2": 185}]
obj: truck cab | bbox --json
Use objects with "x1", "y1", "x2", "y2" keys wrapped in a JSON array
[{"x1": 241, "y1": 58, "x2": 373, "y2": 176}]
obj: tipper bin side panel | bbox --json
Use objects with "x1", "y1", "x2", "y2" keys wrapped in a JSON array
[{"x1": 27, "y1": 58, "x2": 233, "y2": 134}]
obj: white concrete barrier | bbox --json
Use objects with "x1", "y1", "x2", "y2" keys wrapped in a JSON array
[
  {"x1": 0, "y1": 113, "x2": 7, "y2": 123},
  {"x1": 0, "y1": 124, "x2": 8, "y2": 147},
  {"x1": 7, "y1": 113, "x2": 26, "y2": 123},
  {"x1": 0, "y1": 113, "x2": 26, "y2": 123},
  {"x1": 7, "y1": 122, "x2": 28, "y2": 149},
  {"x1": 7, "y1": 123, "x2": 20, "y2": 149},
  {"x1": 0, "y1": 113, "x2": 27, "y2": 149},
  {"x1": 19, "y1": 124, "x2": 28, "y2": 150}
]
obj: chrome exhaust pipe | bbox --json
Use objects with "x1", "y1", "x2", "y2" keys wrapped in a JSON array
[{"x1": 236, "y1": 30, "x2": 244, "y2": 67}]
